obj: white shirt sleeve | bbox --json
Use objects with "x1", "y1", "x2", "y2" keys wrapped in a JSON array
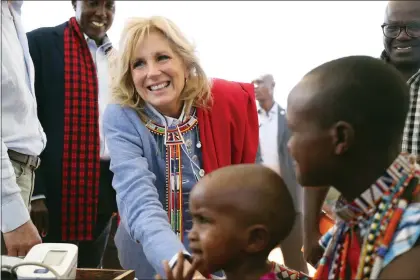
[
  {"x1": 1, "y1": 138, "x2": 30, "y2": 233},
  {"x1": 168, "y1": 250, "x2": 191, "y2": 268}
]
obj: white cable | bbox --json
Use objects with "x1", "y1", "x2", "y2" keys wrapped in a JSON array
[
  {"x1": 9, "y1": 262, "x2": 61, "y2": 279},
  {"x1": 1, "y1": 264, "x2": 12, "y2": 271}
]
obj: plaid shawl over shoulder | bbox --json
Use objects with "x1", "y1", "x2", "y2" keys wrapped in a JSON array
[{"x1": 62, "y1": 17, "x2": 100, "y2": 241}]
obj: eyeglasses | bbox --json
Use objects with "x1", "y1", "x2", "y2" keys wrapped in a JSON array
[{"x1": 381, "y1": 23, "x2": 420, "y2": 39}]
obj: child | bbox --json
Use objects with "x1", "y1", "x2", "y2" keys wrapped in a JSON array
[
  {"x1": 286, "y1": 56, "x2": 420, "y2": 279},
  {"x1": 159, "y1": 164, "x2": 310, "y2": 280}
]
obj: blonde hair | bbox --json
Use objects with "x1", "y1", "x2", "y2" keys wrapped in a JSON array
[{"x1": 111, "y1": 16, "x2": 212, "y2": 119}]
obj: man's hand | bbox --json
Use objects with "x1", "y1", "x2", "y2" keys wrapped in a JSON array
[
  {"x1": 3, "y1": 220, "x2": 42, "y2": 256},
  {"x1": 156, "y1": 253, "x2": 206, "y2": 280},
  {"x1": 30, "y1": 199, "x2": 49, "y2": 237}
]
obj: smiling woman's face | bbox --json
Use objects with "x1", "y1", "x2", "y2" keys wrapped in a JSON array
[{"x1": 130, "y1": 30, "x2": 188, "y2": 118}]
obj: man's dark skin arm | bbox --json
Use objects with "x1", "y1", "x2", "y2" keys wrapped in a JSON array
[{"x1": 303, "y1": 186, "x2": 329, "y2": 266}]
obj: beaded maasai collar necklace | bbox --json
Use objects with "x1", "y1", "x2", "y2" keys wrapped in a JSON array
[
  {"x1": 144, "y1": 108, "x2": 200, "y2": 241},
  {"x1": 334, "y1": 153, "x2": 416, "y2": 221},
  {"x1": 315, "y1": 153, "x2": 420, "y2": 280}
]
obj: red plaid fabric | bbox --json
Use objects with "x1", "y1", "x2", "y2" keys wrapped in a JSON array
[{"x1": 62, "y1": 17, "x2": 100, "y2": 241}]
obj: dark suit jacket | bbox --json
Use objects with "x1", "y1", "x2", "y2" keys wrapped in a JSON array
[
  {"x1": 256, "y1": 104, "x2": 302, "y2": 213},
  {"x1": 27, "y1": 22, "x2": 69, "y2": 241},
  {"x1": 28, "y1": 22, "x2": 118, "y2": 242}
]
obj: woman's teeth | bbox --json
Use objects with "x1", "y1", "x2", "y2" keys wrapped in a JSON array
[
  {"x1": 149, "y1": 82, "x2": 170, "y2": 91},
  {"x1": 92, "y1": 21, "x2": 104, "y2": 27}
]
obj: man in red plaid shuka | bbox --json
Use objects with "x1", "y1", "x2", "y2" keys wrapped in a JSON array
[{"x1": 27, "y1": 0, "x2": 118, "y2": 268}]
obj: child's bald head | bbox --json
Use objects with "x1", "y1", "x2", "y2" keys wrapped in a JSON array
[{"x1": 189, "y1": 164, "x2": 296, "y2": 264}]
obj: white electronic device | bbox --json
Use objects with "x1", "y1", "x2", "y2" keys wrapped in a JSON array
[
  {"x1": 15, "y1": 243, "x2": 78, "y2": 279},
  {"x1": 1, "y1": 255, "x2": 24, "y2": 267}
]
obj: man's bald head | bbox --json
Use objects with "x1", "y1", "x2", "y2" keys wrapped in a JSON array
[
  {"x1": 254, "y1": 74, "x2": 275, "y2": 89},
  {"x1": 385, "y1": 1, "x2": 420, "y2": 21},
  {"x1": 191, "y1": 164, "x2": 296, "y2": 248},
  {"x1": 261, "y1": 74, "x2": 275, "y2": 85}
]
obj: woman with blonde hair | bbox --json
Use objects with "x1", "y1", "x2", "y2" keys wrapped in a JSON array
[{"x1": 103, "y1": 16, "x2": 259, "y2": 278}]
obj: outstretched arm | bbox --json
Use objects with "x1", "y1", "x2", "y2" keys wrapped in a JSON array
[{"x1": 103, "y1": 105, "x2": 186, "y2": 276}]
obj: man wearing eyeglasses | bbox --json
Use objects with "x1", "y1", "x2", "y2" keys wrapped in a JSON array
[{"x1": 302, "y1": 0, "x2": 420, "y2": 267}]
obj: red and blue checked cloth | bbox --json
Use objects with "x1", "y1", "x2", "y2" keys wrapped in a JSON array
[{"x1": 62, "y1": 17, "x2": 100, "y2": 241}]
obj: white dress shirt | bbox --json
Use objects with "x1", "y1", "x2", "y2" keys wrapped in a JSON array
[
  {"x1": 1, "y1": 0, "x2": 47, "y2": 233},
  {"x1": 258, "y1": 103, "x2": 282, "y2": 175},
  {"x1": 85, "y1": 35, "x2": 113, "y2": 160}
]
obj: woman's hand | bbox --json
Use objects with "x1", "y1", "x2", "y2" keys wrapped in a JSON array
[{"x1": 156, "y1": 253, "x2": 206, "y2": 280}]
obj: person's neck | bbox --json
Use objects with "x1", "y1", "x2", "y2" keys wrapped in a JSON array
[
  {"x1": 89, "y1": 36, "x2": 104, "y2": 47},
  {"x1": 82, "y1": 30, "x2": 105, "y2": 47},
  {"x1": 224, "y1": 257, "x2": 271, "y2": 280},
  {"x1": 334, "y1": 150, "x2": 399, "y2": 202},
  {"x1": 393, "y1": 62, "x2": 420, "y2": 81},
  {"x1": 94, "y1": 39, "x2": 103, "y2": 47},
  {"x1": 159, "y1": 102, "x2": 184, "y2": 119},
  {"x1": 258, "y1": 99, "x2": 275, "y2": 114}
]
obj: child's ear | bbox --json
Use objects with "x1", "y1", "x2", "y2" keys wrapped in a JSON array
[{"x1": 244, "y1": 224, "x2": 270, "y2": 254}]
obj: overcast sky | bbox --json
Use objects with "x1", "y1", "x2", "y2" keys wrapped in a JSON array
[{"x1": 22, "y1": 1, "x2": 388, "y2": 107}]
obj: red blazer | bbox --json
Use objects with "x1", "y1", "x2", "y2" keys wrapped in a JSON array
[{"x1": 197, "y1": 78, "x2": 259, "y2": 173}]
